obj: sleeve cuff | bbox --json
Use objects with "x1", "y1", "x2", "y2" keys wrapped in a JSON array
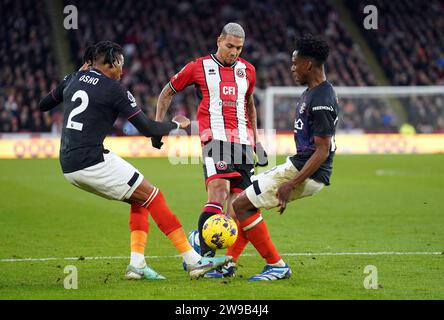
[{"x1": 169, "y1": 82, "x2": 178, "y2": 93}]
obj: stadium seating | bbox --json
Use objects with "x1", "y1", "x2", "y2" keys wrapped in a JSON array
[
  {"x1": 64, "y1": 0, "x2": 381, "y2": 133},
  {"x1": 346, "y1": 0, "x2": 444, "y2": 133},
  {"x1": 0, "y1": 0, "x2": 60, "y2": 133},
  {"x1": 1, "y1": 0, "x2": 443, "y2": 133}
]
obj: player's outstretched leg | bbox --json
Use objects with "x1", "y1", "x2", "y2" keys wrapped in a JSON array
[
  {"x1": 185, "y1": 255, "x2": 234, "y2": 279},
  {"x1": 223, "y1": 192, "x2": 250, "y2": 278},
  {"x1": 183, "y1": 228, "x2": 237, "y2": 279},
  {"x1": 131, "y1": 179, "x2": 232, "y2": 279},
  {"x1": 125, "y1": 203, "x2": 166, "y2": 280},
  {"x1": 197, "y1": 200, "x2": 224, "y2": 258},
  {"x1": 232, "y1": 193, "x2": 291, "y2": 281},
  {"x1": 199, "y1": 179, "x2": 231, "y2": 257}
]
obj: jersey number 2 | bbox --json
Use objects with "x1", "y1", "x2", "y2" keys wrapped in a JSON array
[{"x1": 67, "y1": 90, "x2": 89, "y2": 131}]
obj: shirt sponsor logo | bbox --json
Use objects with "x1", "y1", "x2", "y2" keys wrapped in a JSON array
[
  {"x1": 312, "y1": 105, "x2": 334, "y2": 111},
  {"x1": 222, "y1": 101, "x2": 237, "y2": 107},
  {"x1": 220, "y1": 82, "x2": 237, "y2": 101}
]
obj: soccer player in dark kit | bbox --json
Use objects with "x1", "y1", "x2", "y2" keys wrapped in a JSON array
[
  {"x1": 232, "y1": 35, "x2": 339, "y2": 280},
  {"x1": 39, "y1": 41, "x2": 232, "y2": 280}
]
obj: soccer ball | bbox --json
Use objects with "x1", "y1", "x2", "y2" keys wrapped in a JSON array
[{"x1": 202, "y1": 214, "x2": 238, "y2": 250}]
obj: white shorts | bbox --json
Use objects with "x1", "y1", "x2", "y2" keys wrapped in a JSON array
[
  {"x1": 245, "y1": 157, "x2": 325, "y2": 210},
  {"x1": 64, "y1": 151, "x2": 144, "y2": 201}
]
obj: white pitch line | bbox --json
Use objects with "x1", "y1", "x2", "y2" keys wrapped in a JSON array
[{"x1": 0, "y1": 251, "x2": 442, "y2": 263}]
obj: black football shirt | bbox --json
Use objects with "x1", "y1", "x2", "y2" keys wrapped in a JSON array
[
  {"x1": 55, "y1": 68, "x2": 141, "y2": 173},
  {"x1": 289, "y1": 81, "x2": 339, "y2": 185}
]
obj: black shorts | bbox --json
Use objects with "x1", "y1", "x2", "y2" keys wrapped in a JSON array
[{"x1": 202, "y1": 140, "x2": 254, "y2": 193}]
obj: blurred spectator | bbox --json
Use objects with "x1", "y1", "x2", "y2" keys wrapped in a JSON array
[
  {"x1": 64, "y1": 0, "x2": 382, "y2": 133},
  {"x1": 0, "y1": 0, "x2": 60, "y2": 133},
  {"x1": 347, "y1": 0, "x2": 444, "y2": 133},
  {"x1": 2, "y1": 0, "x2": 442, "y2": 134}
]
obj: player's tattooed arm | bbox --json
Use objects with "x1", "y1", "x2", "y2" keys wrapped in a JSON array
[
  {"x1": 246, "y1": 94, "x2": 258, "y2": 144},
  {"x1": 152, "y1": 83, "x2": 176, "y2": 149},
  {"x1": 155, "y1": 83, "x2": 175, "y2": 121},
  {"x1": 276, "y1": 136, "x2": 330, "y2": 214}
]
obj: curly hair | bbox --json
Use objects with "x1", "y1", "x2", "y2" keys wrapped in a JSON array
[
  {"x1": 93, "y1": 41, "x2": 124, "y2": 67},
  {"x1": 295, "y1": 35, "x2": 330, "y2": 65}
]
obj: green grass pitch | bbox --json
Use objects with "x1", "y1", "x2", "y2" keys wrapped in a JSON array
[{"x1": 0, "y1": 155, "x2": 443, "y2": 299}]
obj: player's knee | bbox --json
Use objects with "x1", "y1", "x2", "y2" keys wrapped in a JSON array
[
  {"x1": 130, "y1": 179, "x2": 157, "y2": 205},
  {"x1": 232, "y1": 193, "x2": 256, "y2": 221},
  {"x1": 207, "y1": 180, "x2": 230, "y2": 202},
  {"x1": 232, "y1": 199, "x2": 242, "y2": 218}
]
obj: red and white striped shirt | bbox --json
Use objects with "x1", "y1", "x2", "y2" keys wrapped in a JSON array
[{"x1": 169, "y1": 54, "x2": 256, "y2": 145}]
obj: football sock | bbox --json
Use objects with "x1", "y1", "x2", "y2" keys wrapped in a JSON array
[
  {"x1": 167, "y1": 228, "x2": 192, "y2": 253},
  {"x1": 226, "y1": 220, "x2": 249, "y2": 262},
  {"x1": 130, "y1": 229, "x2": 147, "y2": 268},
  {"x1": 130, "y1": 230, "x2": 148, "y2": 254},
  {"x1": 268, "y1": 259, "x2": 286, "y2": 267},
  {"x1": 198, "y1": 202, "x2": 223, "y2": 257},
  {"x1": 144, "y1": 189, "x2": 200, "y2": 262},
  {"x1": 129, "y1": 203, "x2": 149, "y2": 268},
  {"x1": 129, "y1": 203, "x2": 149, "y2": 232},
  {"x1": 145, "y1": 189, "x2": 182, "y2": 236},
  {"x1": 240, "y1": 211, "x2": 281, "y2": 265},
  {"x1": 182, "y1": 249, "x2": 202, "y2": 266},
  {"x1": 167, "y1": 228, "x2": 201, "y2": 265},
  {"x1": 130, "y1": 251, "x2": 146, "y2": 268}
]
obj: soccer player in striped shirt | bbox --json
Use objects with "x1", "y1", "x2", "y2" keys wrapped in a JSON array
[{"x1": 155, "y1": 23, "x2": 268, "y2": 277}]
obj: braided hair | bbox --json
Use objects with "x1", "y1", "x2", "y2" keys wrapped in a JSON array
[
  {"x1": 82, "y1": 44, "x2": 96, "y2": 65},
  {"x1": 92, "y1": 41, "x2": 124, "y2": 67}
]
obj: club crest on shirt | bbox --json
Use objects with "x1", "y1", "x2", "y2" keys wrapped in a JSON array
[
  {"x1": 236, "y1": 68, "x2": 245, "y2": 78},
  {"x1": 216, "y1": 160, "x2": 228, "y2": 171},
  {"x1": 127, "y1": 91, "x2": 135, "y2": 102},
  {"x1": 299, "y1": 102, "x2": 306, "y2": 114},
  {"x1": 127, "y1": 91, "x2": 137, "y2": 107}
]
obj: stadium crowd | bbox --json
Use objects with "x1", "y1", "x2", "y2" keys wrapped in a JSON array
[
  {"x1": 347, "y1": 0, "x2": 444, "y2": 133},
  {"x1": 64, "y1": 0, "x2": 383, "y2": 134},
  {"x1": 0, "y1": 0, "x2": 60, "y2": 133},
  {"x1": 1, "y1": 0, "x2": 443, "y2": 134}
]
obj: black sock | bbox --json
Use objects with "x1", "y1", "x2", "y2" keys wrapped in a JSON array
[{"x1": 198, "y1": 211, "x2": 216, "y2": 257}]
